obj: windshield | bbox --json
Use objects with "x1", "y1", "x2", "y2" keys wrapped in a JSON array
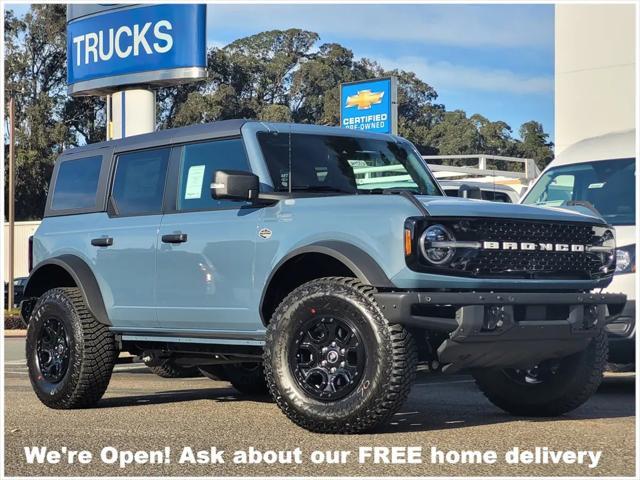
[
  {"x1": 522, "y1": 158, "x2": 636, "y2": 225},
  {"x1": 257, "y1": 132, "x2": 441, "y2": 195}
]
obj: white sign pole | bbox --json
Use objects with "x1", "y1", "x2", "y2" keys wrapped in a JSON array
[{"x1": 110, "y1": 89, "x2": 156, "y2": 139}]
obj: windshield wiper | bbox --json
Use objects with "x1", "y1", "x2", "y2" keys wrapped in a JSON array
[{"x1": 290, "y1": 185, "x2": 355, "y2": 194}]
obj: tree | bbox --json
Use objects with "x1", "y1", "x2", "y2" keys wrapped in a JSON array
[
  {"x1": 470, "y1": 114, "x2": 513, "y2": 155},
  {"x1": 392, "y1": 70, "x2": 444, "y2": 153},
  {"x1": 5, "y1": 5, "x2": 69, "y2": 221},
  {"x1": 517, "y1": 120, "x2": 554, "y2": 169},
  {"x1": 4, "y1": 5, "x2": 106, "y2": 220},
  {"x1": 290, "y1": 42, "x2": 373, "y2": 125},
  {"x1": 165, "y1": 29, "x2": 321, "y2": 127},
  {"x1": 426, "y1": 110, "x2": 482, "y2": 155},
  {"x1": 226, "y1": 29, "x2": 319, "y2": 105},
  {"x1": 259, "y1": 104, "x2": 293, "y2": 122}
]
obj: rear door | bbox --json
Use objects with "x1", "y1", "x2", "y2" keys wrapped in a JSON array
[
  {"x1": 92, "y1": 146, "x2": 170, "y2": 330},
  {"x1": 155, "y1": 137, "x2": 262, "y2": 334}
]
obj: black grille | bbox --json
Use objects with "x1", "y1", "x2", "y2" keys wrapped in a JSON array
[
  {"x1": 463, "y1": 249, "x2": 603, "y2": 279},
  {"x1": 414, "y1": 218, "x2": 613, "y2": 280},
  {"x1": 472, "y1": 220, "x2": 595, "y2": 245}
]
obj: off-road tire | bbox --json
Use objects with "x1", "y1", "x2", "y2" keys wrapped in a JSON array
[
  {"x1": 264, "y1": 277, "x2": 417, "y2": 434},
  {"x1": 200, "y1": 363, "x2": 268, "y2": 395},
  {"x1": 146, "y1": 359, "x2": 201, "y2": 378},
  {"x1": 473, "y1": 330, "x2": 608, "y2": 416},
  {"x1": 26, "y1": 287, "x2": 117, "y2": 408}
]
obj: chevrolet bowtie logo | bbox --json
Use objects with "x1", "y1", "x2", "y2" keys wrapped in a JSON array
[{"x1": 345, "y1": 89, "x2": 384, "y2": 110}]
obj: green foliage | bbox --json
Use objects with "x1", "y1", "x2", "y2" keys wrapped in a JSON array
[
  {"x1": 5, "y1": 6, "x2": 554, "y2": 221},
  {"x1": 517, "y1": 121, "x2": 554, "y2": 169},
  {"x1": 4, "y1": 5, "x2": 105, "y2": 220},
  {"x1": 259, "y1": 104, "x2": 293, "y2": 122},
  {"x1": 427, "y1": 110, "x2": 483, "y2": 155}
]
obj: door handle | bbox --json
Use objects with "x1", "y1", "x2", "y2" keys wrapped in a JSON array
[
  {"x1": 161, "y1": 233, "x2": 188, "y2": 244},
  {"x1": 91, "y1": 237, "x2": 113, "y2": 247}
]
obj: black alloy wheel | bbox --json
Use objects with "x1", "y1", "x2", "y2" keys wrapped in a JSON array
[
  {"x1": 27, "y1": 287, "x2": 117, "y2": 409},
  {"x1": 36, "y1": 317, "x2": 70, "y2": 383},
  {"x1": 290, "y1": 315, "x2": 366, "y2": 401},
  {"x1": 264, "y1": 277, "x2": 418, "y2": 433}
]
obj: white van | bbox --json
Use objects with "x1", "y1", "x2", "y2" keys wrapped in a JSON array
[{"x1": 521, "y1": 130, "x2": 636, "y2": 364}]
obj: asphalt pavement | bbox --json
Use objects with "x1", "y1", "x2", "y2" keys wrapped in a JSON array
[{"x1": 4, "y1": 336, "x2": 636, "y2": 477}]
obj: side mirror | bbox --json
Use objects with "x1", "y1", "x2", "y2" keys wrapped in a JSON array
[
  {"x1": 458, "y1": 184, "x2": 482, "y2": 200},
  {"x1": 211, "y1": 170, "x2": 260, "y2": 201}
]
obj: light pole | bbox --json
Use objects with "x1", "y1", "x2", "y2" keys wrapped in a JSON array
[{"x1": 7, "y1": 96, "x2": 15, "y2": 309}]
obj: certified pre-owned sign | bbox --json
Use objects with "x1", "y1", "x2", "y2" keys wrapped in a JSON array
[
  {"x1": 67, "y1": 4, "x2": 207, "y2": 95},
  {"x1": 340, "y1": 77, "x2": 398, "y2": 135}
]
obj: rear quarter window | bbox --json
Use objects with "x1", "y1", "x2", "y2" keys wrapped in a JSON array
[{"x1": 51, "y1": 155, "x2": 102, "y2": 210}]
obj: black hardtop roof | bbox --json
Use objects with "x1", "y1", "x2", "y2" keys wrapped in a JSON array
[
  {"x1": 59, "y1": 119, "x2": 402, "y2": 159},
  {"x1": 59, "y1": 119, "x2": 249, "y2": 157}
]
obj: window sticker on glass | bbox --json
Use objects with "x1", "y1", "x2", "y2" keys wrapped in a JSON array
[
  {"x1": 185, "y1": 165, "x2": 206, "y2": 199},
  {"x1": 588, "y1": 182, "x2": 605, "y2": 189},
  {"x1": 348, "y1": 159, "x2": 368, "y2": 167},
  {"x1": 279, "y1": 170, "x2": 289, "y2": 188}
]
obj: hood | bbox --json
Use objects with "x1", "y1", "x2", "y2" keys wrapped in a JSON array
[{"x1": 416, "y1": 196, "x2": 606, "y2": 224}]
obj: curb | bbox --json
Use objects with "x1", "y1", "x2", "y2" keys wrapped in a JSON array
[
  {"x1": 4, "y1": 328, "x2": 136, "y2": 363},
  {"x1": 3, "y1": 330, "x2": 137, "y2": 363},
  {"x1": 4, "y1": 329, "x2": 26, "y2": 338}
]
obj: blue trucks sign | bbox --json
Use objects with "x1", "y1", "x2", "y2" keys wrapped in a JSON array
[
  {"x1": 67, "y1": 4, "x2": 207, "y2": 96},
  {"x1": 340, "y1": 77, "x2": 398, "y2": 134}
]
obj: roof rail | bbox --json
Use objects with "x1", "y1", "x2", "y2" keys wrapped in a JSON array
[{"x1": 423, "y1": 155, "x2": 540, "y2": 182}]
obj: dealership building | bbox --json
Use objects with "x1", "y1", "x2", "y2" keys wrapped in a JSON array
[{"x1": 555, "y1": 3, "x2": 636, "y2": 154}]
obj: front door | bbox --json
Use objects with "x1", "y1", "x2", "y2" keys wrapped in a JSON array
[{"x1": 155, "y1": 138, "x2": 262, "y2": 334}]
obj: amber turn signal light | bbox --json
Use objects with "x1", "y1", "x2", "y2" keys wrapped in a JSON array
[{"x1": 404, "y1": 228, "x2": 412, "y2": 256}]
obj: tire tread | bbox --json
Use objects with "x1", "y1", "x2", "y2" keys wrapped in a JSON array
[
  {"x1": 28, "y1": 287, "x2": 117, "y2": 408},
  {"x1": 264, "y1": 277, "x2": 417, "y2": 433}
]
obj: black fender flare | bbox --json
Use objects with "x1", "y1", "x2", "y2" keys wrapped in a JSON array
[
  {"x1": 259, "y1": 240, "x2": 393, "y2": 320},
  {"x1": 23, "y1": 255, "x2": 110, "y2": 325}
]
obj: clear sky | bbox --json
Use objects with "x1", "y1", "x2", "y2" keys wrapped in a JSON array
[{"x1": 6, "y1": 3, "x2": 555, "y2": 141}]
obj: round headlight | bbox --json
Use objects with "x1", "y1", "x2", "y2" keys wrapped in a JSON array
[
  {"x1": 616, "y1": 249, "x2": 631, "y2": 273},
  {"x1": 420, "y1": 224, "x2": 456, "y2": 265}
]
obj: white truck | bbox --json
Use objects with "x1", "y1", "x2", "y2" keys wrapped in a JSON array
[{"x1": 521, "y1": 130, "x2": 636, "y2": 364}]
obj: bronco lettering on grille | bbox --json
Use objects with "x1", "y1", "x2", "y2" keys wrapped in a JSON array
[{"x1": 482, "y1": 241, "x2": 586, "y2": 252}]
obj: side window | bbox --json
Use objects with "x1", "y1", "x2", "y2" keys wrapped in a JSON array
[
  {"x1": 177, "y1": 138, "x2": 251, "y2": 211},
  {"x1": 492, "y1": 192, "x2": 511, "y2": 203},
  {"x1": 481, "y1": 191, "x2": 511, "y2": 203},
  {"x1": 51, "y1": 156, "x2": 102, "y2": 210},
  {"x1": 111, "y1": 148, "x2": 170, "y2": 216}
]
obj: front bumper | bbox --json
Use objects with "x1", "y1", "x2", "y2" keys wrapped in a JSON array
[{"x1": 374, "y1": 291, "x2": 627, "y2": 373}]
